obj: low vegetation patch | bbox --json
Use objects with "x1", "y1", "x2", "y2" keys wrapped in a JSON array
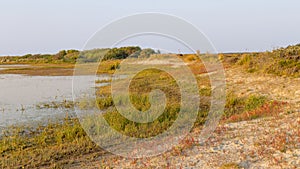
[
  {"x1": 223, "y1": 44, "x2": 300, "y2": 77},
  {"x1": 223, "y1": 92, "x2": 286, "y2": 122},
  {"x1": 219, "y1": 163, "x2": 240, "y2": 169},
  {"x1": 0, "y1": 118, "x2": 101, "y2": 168}
]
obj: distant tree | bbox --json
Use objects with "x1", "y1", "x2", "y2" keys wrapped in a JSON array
[
  {"x1": 64, "y1": 50, "x2": 80, "y2": 62},
  {"x1": 103, "y1": 46, "x2": 141, "y2": 60},
  {"x1": 103, "y1": 48, "x2": 127, "y2": 60},
  {"x1": 129, "y1": 51, "x2": 141, "y2": 58},
  {"x1": 22, "y1": 54, "x2": 32, "y2": 59},
  {"x1": 66, "y1": 49, "x2": 79, "y2": 54},
  {"x1": 138, "y1": 48, "x2": 156, "y2": 58},
  {"x1": 54, "y1": 50, "x2": 67, "y2": 60}
]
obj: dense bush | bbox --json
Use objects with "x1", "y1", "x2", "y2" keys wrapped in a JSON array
[
  {"x1": 273, "y1": 44, "x2": 300, "y2": 59},
  {"x1": 0, "y1": 50, "x2": 80, "y2": 64},
  {"x1": 102, "y1": 46, "x2": 141, "y2": 60},
  {"x1": 0, "y1": 47, "x2": 143, "y2": 64}
]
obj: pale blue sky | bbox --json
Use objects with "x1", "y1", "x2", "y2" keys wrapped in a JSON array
[{"x1": 1, "y1": 0, "x2": 300, "y2": 55}]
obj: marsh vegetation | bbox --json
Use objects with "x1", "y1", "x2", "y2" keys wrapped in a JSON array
[{"x1": 0, "y1": 44, "x2": 299, "y2": 168}]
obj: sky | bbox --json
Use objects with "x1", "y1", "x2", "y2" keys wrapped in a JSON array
[{"x1": 1, "y1": 0, "x2": 300, "y2": 55}]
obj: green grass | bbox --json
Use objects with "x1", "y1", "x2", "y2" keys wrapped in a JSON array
[
  {"x1": 96, "y1": 97, "x2": 114, "y2": 110},
  {"x1": 224, "y1": 92, "x2": 285, "y2": 122},
  {"x1": 96, "y1": 68, "x2": 182, "y2": 138},
  {"x1": 224, "y1": 92, "x2": 267, "y2": 119},
  {"x1": 0, "y1": 118, "x2": 102, "y2": 168},
  {"x1": 244, "y1": 95, "x2": 266, "y2": 111}
]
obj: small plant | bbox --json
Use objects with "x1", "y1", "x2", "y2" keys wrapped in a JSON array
[
  {"x1": 237, "y1": 54, "x2": 252, "y2": 66},
  {"x1": 95, "y1": 79, "x2": 111, "y2": 84},
  {"x1": 244, "y1": 95, "x2": 266, "y2": 111},
  {"x1": 225, "y1": 100, "x2": 285, "y2": 122},
  {"x1": 219, "y1": 163, "x2": 240, "y2": 169},
  {"x1": 96, "y1": 97, "x2": 114, "y2": 110}
]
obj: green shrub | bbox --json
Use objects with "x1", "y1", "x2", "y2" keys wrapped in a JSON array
[
  {"x1": 245, "y1": 95, "x2": 266, "y2": 111},
  {"x1": 237, "y1": 54, "x2": 252, "y2": 65},
  {"x1": 103, "y1": 46, "x2": 141, "y2": 60},
  {"x1": 224, "y1": 93, "x2": 267, "y2": 118},
  {"x1": 96, "y1": 97, "x2": 114, "y2": 110}
]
